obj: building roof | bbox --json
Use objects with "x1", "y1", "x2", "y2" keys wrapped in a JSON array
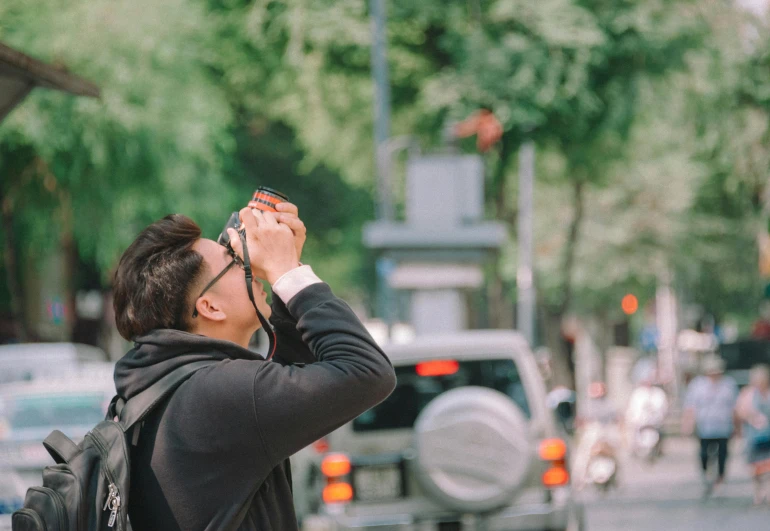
[{"x1": 0, "y1": 41, "x2": 100, "y2": 122}]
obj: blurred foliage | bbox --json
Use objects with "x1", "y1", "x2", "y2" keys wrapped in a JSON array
[{"x1": 1, "y1": 0, "x2": 769, "y2": 339}]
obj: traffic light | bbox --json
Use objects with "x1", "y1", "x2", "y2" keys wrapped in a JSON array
[{"x1": 621, "y1": 294, "x2": 638, "y2": 315}]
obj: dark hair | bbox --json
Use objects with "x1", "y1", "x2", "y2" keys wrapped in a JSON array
[{"x1": 113, "y1": 214, "x2": 205, "y2": 340}]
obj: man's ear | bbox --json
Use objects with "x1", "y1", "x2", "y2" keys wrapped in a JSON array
[{"x1": 194, "y1": 295, "x2": 227, "y2": 322}]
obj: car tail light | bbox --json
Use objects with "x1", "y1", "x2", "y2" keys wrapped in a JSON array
[
  {"x1": 321, "y1": 453, "x2": 351, "y2": 477},
  {"x1": 416, "y1": 360, "x2": 459, "y2": 377},
  {"x1": 321, "y1": 453, "x2": 353, "y2": 505},
  {"x1": 542, "y1": 465, "x2": 570, "y2": 487},
  {"x1": 539, "y1": 438, "x2": 570, "y2": 488},
  {"x1": 323, "y1": 482, "x2": 353, "y2": 503},
  {"x1": 538, "y1": 438, "x2": 567, "y2": 461}
]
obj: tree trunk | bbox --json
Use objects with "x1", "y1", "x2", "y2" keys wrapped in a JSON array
[
  {"x1": 539, "y1": 178, "x2": 588, "y2": 390},
  {"x1": 60, "y1": 189, "x2": 77, "y2": 341},
  {"x1": 541, "y1": 307, "x2": 575, "y2": 389},
  {"x1": 1, "y1": 189, "x2": 28, "y2": 341}
]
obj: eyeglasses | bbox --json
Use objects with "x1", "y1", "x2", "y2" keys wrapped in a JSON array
[{"x1": 191, "y1": 249, "x2": 246, "y2": 318}]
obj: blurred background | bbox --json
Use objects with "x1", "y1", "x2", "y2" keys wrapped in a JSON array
[{"x1": 4, "y1": 0, "x2": 770, "y2": 529}]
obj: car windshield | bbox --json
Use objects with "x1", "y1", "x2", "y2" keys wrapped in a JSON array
[
  {"x1": 6, "y1": 393, "x2": 106, "y2": 430},
  {"x1": 353, "y1": 358, "x2": 530, "y2": 432}
]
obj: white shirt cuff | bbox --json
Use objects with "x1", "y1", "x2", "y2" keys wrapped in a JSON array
[{"x1": 271, "y1": 265, "x2": 323, "y2": 302}]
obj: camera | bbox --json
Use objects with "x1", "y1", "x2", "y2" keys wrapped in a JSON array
[{"x1": 217, "y1": 186, "x2": 289, "y2": 253}]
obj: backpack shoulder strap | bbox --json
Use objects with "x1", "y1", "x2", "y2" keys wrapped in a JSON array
[{"x1": 118, "y1": 360, "x2": 218, "y2": 431}]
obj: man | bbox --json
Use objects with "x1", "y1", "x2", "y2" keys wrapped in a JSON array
[
  {"x1": 112, "y1": 203, "x2": 396, "y2": 530},
  {"x1": 682, "y1": 355, "x2": 739, "y2": 494}
]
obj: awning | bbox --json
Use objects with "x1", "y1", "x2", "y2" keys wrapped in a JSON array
[{"x1": 0, "y1": 41, "x2": 100, "y2": 123}]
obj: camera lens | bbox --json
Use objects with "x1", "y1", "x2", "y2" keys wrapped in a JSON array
[{"x1": 248, "y1": 187, "x2": 289, "y2": 212}]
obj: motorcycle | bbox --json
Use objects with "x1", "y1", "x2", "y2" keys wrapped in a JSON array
[
  {"x1": 631, "y1": 424, "x2": 662, "y2": 462},
  {"x1": 585, "y1": 439, "x2": 618, "y2": 492}
]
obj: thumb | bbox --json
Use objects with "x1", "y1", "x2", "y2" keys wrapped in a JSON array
[{"x1": 227, "y1": 228, "x2": 244, "y2": 261}]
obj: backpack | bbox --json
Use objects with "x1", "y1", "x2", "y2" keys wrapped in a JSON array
[{"x1": 12, "y1": 360, "x2": 218, "y2": 531}]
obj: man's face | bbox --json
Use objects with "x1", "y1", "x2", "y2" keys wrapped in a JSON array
[{"x1": 193, "y1": 238, "x2": 272, "y2": 328}]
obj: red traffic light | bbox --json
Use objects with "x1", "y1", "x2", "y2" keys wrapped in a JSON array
[{"x1": 621, "y1": 294, "x2": 638, "y2": 315}]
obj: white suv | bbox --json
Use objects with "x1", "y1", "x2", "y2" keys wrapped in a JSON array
[{"x1": 298, "y1": 331, "x2": 584, "y2": 531}]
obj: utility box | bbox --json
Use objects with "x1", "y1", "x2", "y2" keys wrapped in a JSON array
[
  {"x1": 406, "y1": 155, "x2": 484, "y2": 227},
  {"x1": 364, "y1": 153, "x2": 506, "y2": 336}
]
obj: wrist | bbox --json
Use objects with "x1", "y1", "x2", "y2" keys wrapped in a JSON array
[{"x1": 266, "y1": 263, "x2": 301, "y2": 285}]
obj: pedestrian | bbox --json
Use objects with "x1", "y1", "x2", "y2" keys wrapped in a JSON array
[
  {"x1": 682, "y1": 355, "x2": 739, "y2": 496},
  {"x1": 735, "y1": 364, "x2": 770, "y2": 505},
  {"x1": 111, "y1": 203, "x2": 396, "y2": 530}
]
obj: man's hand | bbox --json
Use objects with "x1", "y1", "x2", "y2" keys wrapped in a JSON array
[
  {"x1": 227, "y1": 207, "x2": 299, "y2": 285},
  {"x1": 275, "y1": 202, "x2": 307, "y2": 261}
]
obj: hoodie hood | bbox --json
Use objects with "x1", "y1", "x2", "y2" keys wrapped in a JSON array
[{"x1": 114, "y1": 329, "x2": 264, "y2": 400}]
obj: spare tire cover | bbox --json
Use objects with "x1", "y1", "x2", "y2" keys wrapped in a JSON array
[{"x1": 413, "y1": 386, "x2": 531, "y2": 513}]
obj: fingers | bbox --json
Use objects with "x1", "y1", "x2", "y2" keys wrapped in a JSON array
[
  {"x1": 256, "y1": 209, "x2": 279, "y2": 227},
  {"x1": 275, "y1": 202, "x2": 299, "y2": 216},
  {"x1": 239, "y1": 206, "x2": 258, "y2": 232},
  {"x1": 226, "y1": 228, "x2": 244, "y2": 260},
  {"x1": 276, "y1": 213, "x2": 306, "y2": 235}
]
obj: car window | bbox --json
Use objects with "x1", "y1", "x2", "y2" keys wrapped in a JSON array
[
  {"x1": 6, "y1": 393, "x2": 106, "y2": 429},
  {"x1": 353, "y1": 358, "x2": 530, "y2": 432}
]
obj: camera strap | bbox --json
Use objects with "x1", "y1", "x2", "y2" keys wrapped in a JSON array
[{"x1": 239, "y1": 229, "x2": 277, "y2": 360}]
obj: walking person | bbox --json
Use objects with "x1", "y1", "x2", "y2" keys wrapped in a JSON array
[
  {"x1": 682, "y1": 355, "x2": 739, "y2": 496},
  {"x1": 111, "y1": 203, "x2": 396, "y2": 530},
  {"x1": 736, "y1": 364, "x2": 770, "y2": 505}
]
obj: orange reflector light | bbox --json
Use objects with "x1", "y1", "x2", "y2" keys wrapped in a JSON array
[
  {"x1": 416, "y1": 360, "x2": 460, "y2": 377},
  {"x1": 542, "y1": 465, "x2": 570, "y2": 487},
  {"x1": 539, "y1": 438, "x2": 567, "y2": 461},
  {"x1": 321, "y1": 453, "x2": 351, "y2": 477},
  {"x1": 323, "y1": 482, "x2": 353, "y2": 503}
]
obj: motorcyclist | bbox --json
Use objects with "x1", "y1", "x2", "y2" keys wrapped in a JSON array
[
  {"x1": 573, "y1": 382, "x2": 621, "y2": 489},
  {"x1": 626, "y1": 373, "x2": 669, "y2": 457}
]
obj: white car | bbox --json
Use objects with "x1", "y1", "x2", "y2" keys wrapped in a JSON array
[
  {"x1": 0, "y1": 366, "x2": 115, "y2": 486},
  {"x1": 0, "y1": 342, "x2": 107, "y2": 385},
  {"x1": 299, "y1": 331, "x2": 584, "y2": 531}
]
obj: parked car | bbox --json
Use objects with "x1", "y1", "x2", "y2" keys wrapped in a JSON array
[
  {"x1": 0, "y1": 365, "x2": 115, "y2": 486},
  {"x1": 0, "y1": 342, "x2": 107, "y2": 385},
  {"x1": 299, "y1": 330, "x2": 584, "y2": 531}
]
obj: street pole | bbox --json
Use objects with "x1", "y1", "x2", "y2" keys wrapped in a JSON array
[
  {"x1": 517, "y1": 140, "x2": 535, "y2": 346},
  {"x1": 370, "y1": 0, "x2": 393, "y2": 221},
  {"x1": 370, "y1": 0, "x2": 395, "y2": 334}
]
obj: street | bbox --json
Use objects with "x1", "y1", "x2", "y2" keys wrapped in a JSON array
[{"x1": 583, "y1": 436, "x2": 765, "y2": 530}]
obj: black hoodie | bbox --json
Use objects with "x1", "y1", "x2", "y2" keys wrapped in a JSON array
[{"x1": 114, "y1": 283, "x2": 396, "y2": 531}]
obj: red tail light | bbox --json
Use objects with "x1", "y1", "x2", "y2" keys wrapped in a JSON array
[
  {"x1": 542, "y1": 465, "x2": 570, "y2": 487},
  {"x1": 539, "y1": 438, "x2": 567, "y2": 461},
  {"x1": 539, "y1": 438, "x2": 570, "y2": 488},
  {"x1": 323, "y1": 482, "x2": 353, "y2": 503},
  {"x1": 416, "y1": 360, "x2": 460, "y2": 377},
  {"x1": 321, "y1": 453, "x2": 351, "y2": 478}
]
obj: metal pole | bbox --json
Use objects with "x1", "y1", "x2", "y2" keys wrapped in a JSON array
[
  {"x1": 370, "y1": 0, "x2": 393, "y2": 221},
  {"x1": 517, "y1": 141, "x2": 536, "y2": 346}
]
